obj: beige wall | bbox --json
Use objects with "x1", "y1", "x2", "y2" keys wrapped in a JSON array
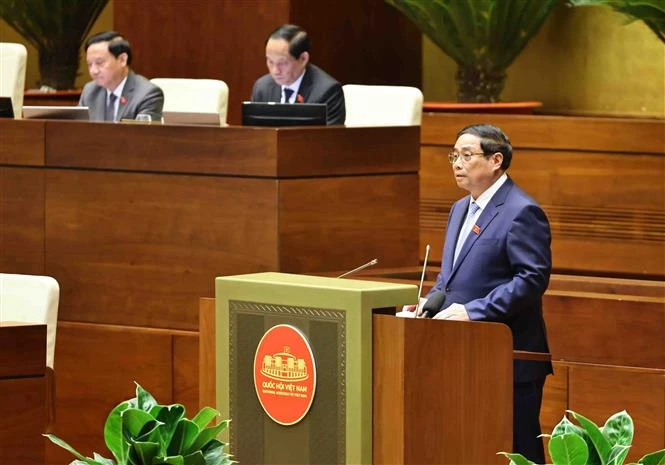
[
  {"x1": 423, "y1": 5, "x2": 665, "y2": 118},
  {"x1": 0, "y1": 2, "x2": 113, "y2": 89}
]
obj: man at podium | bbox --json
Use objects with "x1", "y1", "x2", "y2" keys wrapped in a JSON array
[{"x1": 425, "y1": 124, "x2": 552, "y2": 463}]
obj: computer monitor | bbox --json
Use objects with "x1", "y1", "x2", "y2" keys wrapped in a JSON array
[
  {"x1": 241, "y1": 102, "x2": 327, "y2": 127},
  {"x1": 23, "y1": 105, "x2": 89, "y2": 120},
  {"x1": 0, "y1": 97, "x2": 14, "y2": 118}
]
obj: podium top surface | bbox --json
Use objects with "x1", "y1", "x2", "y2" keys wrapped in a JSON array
[{"x1": 217, "y1": 272, "x2": 416, "y2": 293}]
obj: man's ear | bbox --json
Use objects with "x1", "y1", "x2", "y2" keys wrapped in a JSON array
[
  {"x1": 492, "y1": 152, "x2": 503, "y2": 170},
  {"x1": 118, "y1": 52, "x2": 129, "y2": 67},
  {"x1": 299, "y1": 51, "x2": 310, "y2": 66}
]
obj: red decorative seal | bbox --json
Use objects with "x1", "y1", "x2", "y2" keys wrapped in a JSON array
[{"x1": 253, "y1": 324, "x2": 317, "y2": 425}]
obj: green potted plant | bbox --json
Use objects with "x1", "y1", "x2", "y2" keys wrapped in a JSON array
[
  {"x1": 500, "y1": 409, "x2": 665, "y2": 465},
  {"x1": 0, "y1": 0, "x2": 109, "y2": 90},
  {"x1": 45, "y1": 382, "x2": 234, "y2": 465},
  {"x1": 384, "y1": 0, "x2": 558, "y2": 103},
  {"x1": 568, "y1": 0, "x2": 665, "y2": 43}
]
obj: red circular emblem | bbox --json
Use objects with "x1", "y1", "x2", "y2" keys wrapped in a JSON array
[{"x1": 253, "y1": 324, "x2": 317, "y2": 425}]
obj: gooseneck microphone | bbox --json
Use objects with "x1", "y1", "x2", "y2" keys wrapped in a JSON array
[
  {"x1": 336, "y1": 258, "x2": 379, "y2": 278},
  {"x1": 421, "y1": 291, "x2": 445, "y2": 318}
]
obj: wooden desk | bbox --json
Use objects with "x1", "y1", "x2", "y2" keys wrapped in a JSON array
[{"x1": 0, "y1": 322, "x2": 46, "y2": 465}]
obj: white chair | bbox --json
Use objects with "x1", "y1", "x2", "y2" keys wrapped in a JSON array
[
  {"x1": 0, "y1": 43, "x2": 28, "y2": 119},
  {"x1": 150, "y1": 78, "x2": 229, "y2": 126},
  {"x1": 0, "y1": 273, "x2": 60, "y2": 369},
  {"x1": 342, "y1": 84, "x2": 423, "y2": 127}
]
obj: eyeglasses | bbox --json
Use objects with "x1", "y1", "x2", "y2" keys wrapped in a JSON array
[{"x1": 448, "y1": 150, "x2": 487, "y2": 164}]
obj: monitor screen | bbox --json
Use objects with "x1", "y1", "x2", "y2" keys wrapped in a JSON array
[
  {"x1": 242, "y1": 102, "x2": 326, "y2": 127},
  {"x1": 0, "y1": 97, "x2": 14, "y2": 118},
  {"x1": 23, "y1": 105, "x2": 89, "y2": 121}
]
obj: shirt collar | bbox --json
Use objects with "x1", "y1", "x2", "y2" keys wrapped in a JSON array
[
  {"x1": 282, "y1": 70, "x2": 306, "y2": 102},
  {"x1": 471, "y1": 173, "x2": 508, "y2": 211},
  {"x1": 108, "y1": 75, "x2": 128, "y2": 100}
]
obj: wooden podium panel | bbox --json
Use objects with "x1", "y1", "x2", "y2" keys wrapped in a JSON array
[
  {"x1": 0, "y1": 322, "x2": 46, "y2": 465},
  {"x1": 373, "y1": 315, "x2": 513, "y2": 465}
]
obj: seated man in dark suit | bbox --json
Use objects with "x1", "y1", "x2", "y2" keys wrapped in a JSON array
[
  {"x1": 80, "y1": 31, "x2": 163, "y2": 122},
  {"x1": 251, "y1": 24, "x2": 345, "y2": 125}
]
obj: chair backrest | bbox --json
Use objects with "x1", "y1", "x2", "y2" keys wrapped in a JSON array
[
  {"x1": 150, "y1": 78, "x2": 229, "y2": 126},
  {"x1": 342, "y1": 84, "x2": 423, "y2": 127},
  {"x1": 0, "y1": 43, "x2": 28, "y2": 119},
  {"x1": 0, "y1": 273, "x2": 60, "y2": 368}
]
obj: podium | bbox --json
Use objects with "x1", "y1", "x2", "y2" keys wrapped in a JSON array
[{"x1": 215, "y1": 273, "x2": 513, "y2": 464}]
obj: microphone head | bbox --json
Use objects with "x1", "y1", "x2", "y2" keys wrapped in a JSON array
[{"x1": 422, "y1": 291, "x2": 445, "y2": 318}]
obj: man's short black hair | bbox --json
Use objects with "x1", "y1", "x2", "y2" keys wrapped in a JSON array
[
  {"x1": 457, "y1": 124, "x2": 513, "y2": 170},
  {"x1": 266, "y1": 24, "x2": 311, "y2": 60},
  {"x1": 85, "y1": 31, "x2": 132, "y2": 65}
]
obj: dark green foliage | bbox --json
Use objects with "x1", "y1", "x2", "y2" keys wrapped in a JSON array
[{"x1": 45, "y1": 383, "x2": 234, "y2": 465}]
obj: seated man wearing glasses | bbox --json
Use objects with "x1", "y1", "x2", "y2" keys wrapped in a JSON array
[{"x1": 416, "y1": 124, "x2": 553, "y2": 463}]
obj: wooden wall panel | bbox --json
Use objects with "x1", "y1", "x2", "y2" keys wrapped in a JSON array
[
  {"x1": 114, "y1": 0, "x2": 289, "y2": 126},
  {"x1": 290, "y1": 0, "x2": 421, "y2": 87},
  {"x1": 114, "y1": 0, "x2": 421, "y2": 125},
  {"x1": 173, "y1": 333, "x2": 200, "y2": 415},
  {"x1": 420, "y1": 114, "x2": 665, "y2": 278},
  {"x1": 45, "y1": 170, "x2": 279, "y2": 330},
  {"x1": 544, "y1": 291, "x2": 665, "y2": 368},
  {"x1": 569, "y1": 365, "x2": 665, "y2": 462},
  {"x1": 0, "y1": 167, "x2": 45, "y2": 274},
  {"x1": 48, "y1": 323, "x2": 175, "y2": 465},
  {"x1": 541, "y1": 363, "x2": 568, "y2": 435},
  {"x1": 279, "y1": 174, "x2": 419, "y2": 272}
]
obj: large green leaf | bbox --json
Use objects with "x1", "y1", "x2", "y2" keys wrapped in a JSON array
[
  {"x1": 128, "y1": 439, "x2": 160, "y2": 465},
  {"x1": 104, "y1": 400, "x2": 133, "y2": 465},
  {"x1": 570, "y1": 410, "x2": 612, "y2": 463},
  {"x1": 135, "y1": 383, "x2": 158, "y2": 413},
  {"x1": 497, "y1": 451, "x2": 536, "y2": 465},
  {"x1": 155, "y1": 404, "x2": 187, "y2": 454},
  {"x1": 92, "y1": 453, "x2": 117, "y2": 465},
  {"x1": 182, "y1": 451, "x2": 207, "y2": 465},
  {"x1": 602, "y1": 410, "x2": 633, "y2": 448},
  {"x1": 122, "y1": 408, "x2": 159, "y2": 440},
  {"x1": 191, "y1": 407, "x2": 220, "y2": 431},
  {"x1": 607, "y1": 445, "x2": 631, "y2": 465},
  {"x1": 185, "y1": 421, "x2": 230, "y2": 456},
  {"x1": 548, "y1": 433, "x2": 589, "y2": 465},
  {"x1": 168, "y1": 419, "x2": 200, "y2": 456},
  {"x1": 42, "y1": 434, "x2": 104, "y2": 465},
  {"x1": 202, "y1": 440, "x2": 233, "y2": 465},
  {"x1": 638, "y1": 449, "x2": 665, "y2": 465}
]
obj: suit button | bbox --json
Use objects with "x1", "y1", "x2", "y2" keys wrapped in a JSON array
[{"x1": 445, "y1": 287, "x2": 451, "y2": 292}]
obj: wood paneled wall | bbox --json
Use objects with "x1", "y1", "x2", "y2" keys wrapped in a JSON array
[
  {"x1": 113, "y1": 0, "x2": 421, "y2": 125},
  {"x1": 420, "y1": 113, "x2": 665, "y2": 278}
]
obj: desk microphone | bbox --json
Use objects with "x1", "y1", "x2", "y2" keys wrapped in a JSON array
[
  {"x1": 421, "y1": 291, "x2": 445, "y2": 318},
  {"x1": 336, "y1": 258, "x2": 379, "y2": 278}
]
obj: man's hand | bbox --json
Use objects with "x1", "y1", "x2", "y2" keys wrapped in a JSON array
[
  {"x1": 432, "y1": 303, "x2": 470, "y2": 321},
  {"x1": 397, "y1": 297, "x2": 428, "y2": 318}
]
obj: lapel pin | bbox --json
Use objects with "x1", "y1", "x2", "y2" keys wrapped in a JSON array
[
  {"x1": 472, "y1": 224, "x2": 480, "y2": 235},
  {"x1": 296, "y1": 94, "x2": 304, "y2": 103},
  {"x1": 120, "y1": 96, "x2": 127, "y2": 105}
]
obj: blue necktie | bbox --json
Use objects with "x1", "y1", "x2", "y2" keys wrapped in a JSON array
[
  {"x1": 283, "y1": 88, "x2": 294, "y2": 103},
  {"x1": 453, "y1": 201, "x2": 480, "y2": 265},
  {"x1": 105, "y1": 93, "x2": 117, "y2": 121}
]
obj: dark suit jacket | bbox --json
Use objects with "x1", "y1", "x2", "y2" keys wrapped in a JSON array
[
  {"x1": 79, "y1": 71, "x2": 164, "y2": 122},
  {"x1": 430, "y1": 176, "x2": 553, "y2": 383},
  {"x1": 251, "y1": 64, "x2": 345, "y2": 125}
]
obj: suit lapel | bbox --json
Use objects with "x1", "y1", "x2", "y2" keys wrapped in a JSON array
[
  {"x1": 443, "y1": 198, "x2": 468, "y2": 275},
  {"x1": 296, "y1": 66, "x2": 312, "y2": 102},
  {"x1": 93, "y1": 87, "x2": 106, "y2": 121},
  {"x1": 448, "y1": 178, "x2": 514, "y2": 280},
  {"x1": 117, "y1": 72, "x2": 135, "y2": 121}
]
